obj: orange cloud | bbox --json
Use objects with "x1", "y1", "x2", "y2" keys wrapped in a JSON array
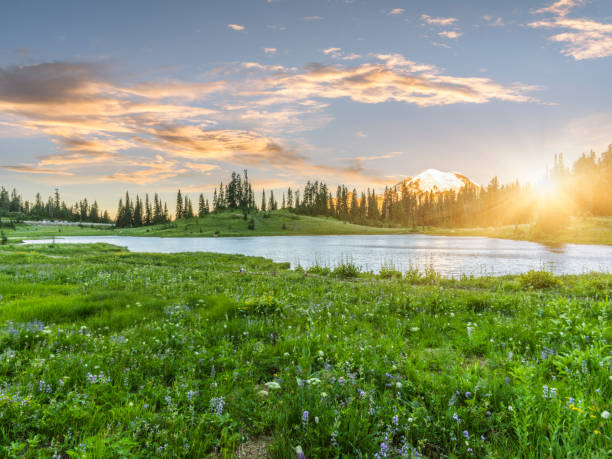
[
  {"x1": 2, "y1": 165, "x2": 73, "y2": 175},
  {"x1": 227, "y1": 24, "x2": 245, "y2": 31},
  {"x1": 254, "y1": 55, "x2": 538, "y2": 107}
]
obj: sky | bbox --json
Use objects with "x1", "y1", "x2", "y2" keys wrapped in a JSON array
[{"x1": 1, "y1": 0, "x2": 611, "y2": 211}]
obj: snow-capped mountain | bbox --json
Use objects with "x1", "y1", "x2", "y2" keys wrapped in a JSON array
[{"x1": 392, "y1": 169, "x2": 479, "y2": 194}]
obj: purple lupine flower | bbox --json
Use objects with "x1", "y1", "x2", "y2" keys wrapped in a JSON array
[{"x1": 302, "y1": 410, "x2": 309, "y2": 427}]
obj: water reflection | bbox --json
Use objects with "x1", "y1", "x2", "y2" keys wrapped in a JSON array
[{"x1": 22, "y1": 234, "x2": 612, "y2": 277}]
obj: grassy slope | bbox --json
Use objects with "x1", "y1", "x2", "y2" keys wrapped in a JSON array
[
  {"x1": 0, "y1": 243, "x2": 610, "y2": 457},
  {"x1": 4, "y1": 213, "x2": 612, "y2": 245},
  {"x1": 4, "y1": 210, "x2": 413, "y2": 240}
]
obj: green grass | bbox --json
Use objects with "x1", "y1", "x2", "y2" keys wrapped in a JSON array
[
  {"x1": 0, "y1": 243, "x2": 610, "y2": 457},
  {"x1": 3, "y1": 211, "x2": 415, "y2": 241}
]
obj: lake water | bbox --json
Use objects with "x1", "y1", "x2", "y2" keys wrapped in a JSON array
[{"x1": 22, "y1": 234, "x2": 612, "y2": 277}]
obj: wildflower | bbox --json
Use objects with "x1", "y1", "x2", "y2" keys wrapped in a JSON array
[
  {"x1": 359, "y1": 389, "x2": 366, "y2": 398},
  {"x1": 464, "y1": 392, "x2": 472, "y2": 399},
  {"x1": 396, "y1": 381, "x2": 402, "y2": 389},
  {"x1": 601, "y1": 410, "x2": 610, "y2": 419},
  {"x1": 321, "y1": 392, "x2": 328, "y2": 398},
  {"x1": 302, "y1": 410, "x2": 309, "y2": 427},
  {"x1": 210, "y1": 397, "x2": 225, "y2": 415},
  {"x1": 392, "y1": 415, "x2": 399, "y2": 425},
  {"x1": 508, "y1": 405, "x2": 514, "y2": 411},
  {"x1": 485, "y1": 411, "x2": 491, "y2": 417},
  {"x1": 507, "y1": 351, "x2": 513, "y2": 361},
  {"x1": 265, "y1": 381, "x2": 281, "y2": 390},
  {"x1": 295, "y1": 445, "x2": 305, "y2": 459},
  {"x1": 462, "y1": 430, "x2": 470, "y2": 440},
  {"x1": 452, "y1": 413, "x2": 461, "y2": 423}
]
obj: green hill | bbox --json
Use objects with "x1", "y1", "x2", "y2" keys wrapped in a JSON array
[{"x1": 4, "y1": 210, "x2": 413, "y2": 240}]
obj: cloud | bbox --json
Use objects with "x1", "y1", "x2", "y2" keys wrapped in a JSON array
[
  {"x1": 387, "y1": 8, "x2": 405, "y2": 16},
  {"x1": 438, "y1": 31, "x2": 462, "y2": 39},
  {"x1": 0, "y1": 57, "x2": 540, "y2": 186},
  {"x1": 356, "y1": 131, "x2": 368, "y2": 138},
  {"x1": 0, "y1": 61, "x2": 313, "y2": 180},
  {"x1": 227, "y1": 24, "x2": 245, "y2": 31},
  {"x1": 420, "y1": 14, "x2": 458, "y2": 26},
  {"x1": 104, "y1": 155, "x2": 187, "y2": 184},
  {"x1": 264, "y1": 47, "x2": 277, "y2": 54},
  {"x1": 530, "y1": 1, "x2": 612, "y2": 59},
  {"x1": 253, "y1": 53, "x2": 539, "y2": 107},
  {"x1": 303, "y1": 16, "x2": 323, "y2": 20},
  {"x1": 2, "y1": 165, "x2": 73, "y2": 175},
  {"x1": 346, "y1": 152, "x2": 404, "y2": 161},
  {"x1": 482, "y1": 15, "x2": 505, "y2": 27},
  {"x1": 323, "y1": 47, "x2": 361, "y2": 60},
  {"x1": 532, "y1": 0, "x2": 586, "y2": 17}
]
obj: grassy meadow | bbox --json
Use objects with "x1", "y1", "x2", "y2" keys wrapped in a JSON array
[
  {"x1": 2, "y1": 211, "x2": 413, "y2": 241},
  {"x1": 0, "y1": 243, "x2": 610, "y2": 457}
]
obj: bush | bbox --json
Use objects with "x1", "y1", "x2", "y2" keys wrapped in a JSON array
[
  {"x1": 333, "y1": 261, "x2": 360, "y2": 279},
  {"x1": 1, "y1": 231, "x2": 7, "y2": 245},
  {"x1": 307, "y1": 265, "x2": 331, "y2": 276},
  {"x1": 519, "y1": 270, "x2": 560, "y2": 289},
  {"x1": 247, "y1": 218, "x2": 255, "y2": 230},
  {"x1": 379, "y1": 264, "x2": 401, "y2": 279}
]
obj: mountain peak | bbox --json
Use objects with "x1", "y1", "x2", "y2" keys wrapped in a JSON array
[{"x1": 395, "y1": 169, "x2": 479, "y2": 194}]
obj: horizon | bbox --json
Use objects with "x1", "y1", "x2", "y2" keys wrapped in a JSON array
[{"x1": 1, "y1": 0, "x2": 612, "y2": 211}]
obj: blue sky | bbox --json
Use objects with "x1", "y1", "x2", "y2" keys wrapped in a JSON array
[{"x1": 1, "y1": 0, "x2": 611, "y2": 210}]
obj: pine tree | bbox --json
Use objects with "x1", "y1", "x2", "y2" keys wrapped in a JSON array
[
  {"x1": 198, "y1": 193, "x2": 206, "y2": 217},
  {"x1": 176, "y1": 190, "x2": 183, "y2": 220},
  {"x1": 261, "y1": 190, "x2": 266, "y2": 211}
]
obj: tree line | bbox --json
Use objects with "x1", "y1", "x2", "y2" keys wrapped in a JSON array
[
  {"x1": 0, "y1": 188, "x2": 111, "y2": 223},
  {"x1": 3, "y1": 144, "x2": 611, "y2": 229}
]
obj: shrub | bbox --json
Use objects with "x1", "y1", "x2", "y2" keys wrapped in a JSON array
[
  {"x1": 519, "y1": 270, "x2": 560, "y2": 289},
  {"x1": 333, "y1": 261, "x2": 360, "y2": 279},
  {"x1": 307, "y1": 265, "x2": 331, "y2": 276},
  {"x1": 247, "y1": 218, "x2": 255, "y2": 230},
  {"x1": 379, "y1": 265, "x2": 401, "y2": 279},
  {"x1": 1, "y1": 231, "x2": 7, "y2": 245}
]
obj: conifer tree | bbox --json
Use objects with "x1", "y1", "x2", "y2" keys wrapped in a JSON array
[{"x1": 176, "y1": 190, "x2": 183, "y2": 220}]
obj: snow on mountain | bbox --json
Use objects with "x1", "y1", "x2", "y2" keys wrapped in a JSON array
[{"x1": 394, "y1": 169, "x2": 479, "y2": 194}]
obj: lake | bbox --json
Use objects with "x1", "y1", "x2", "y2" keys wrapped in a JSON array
[{"x1": 21, "y1": 234, "x2": 612, "y2": 277}]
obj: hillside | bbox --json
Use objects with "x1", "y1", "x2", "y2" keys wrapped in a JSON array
[{"x1": 4, "y1": 211, "x2": 414, "y2": 240}]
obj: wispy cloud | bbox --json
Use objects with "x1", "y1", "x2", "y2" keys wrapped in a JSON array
[
  {"x1": 420, "y1": 14, "x2": 458, "y2": 26},
  {"x1": 532, "y1": 0, "x2": 587, "y2": 17},
  {"x1": 529, "y1": 0, "x2": 612, "y2": 59},
  {"x1": 264, "y1": 47, "x2": 277, "y2": 54},
  {"x1": 387, "y1": 8, "x2": 405, "y2": 16},
  {"x1": 2, "y1": 165, "x2": 74, "y2": 175},
  {"x1": 303, "y1": 16, "x2": 323, "y2": 21},
  {"x1": 227, "y1": 24, "x2": 245, "y2": 31},
  {"x1": 356, "y1": 131, "x2": 368, "y2": 138}
]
